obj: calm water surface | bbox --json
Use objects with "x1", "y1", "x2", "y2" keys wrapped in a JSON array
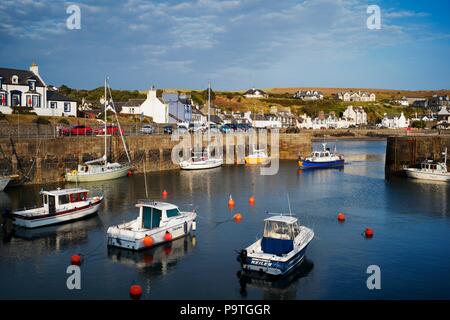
[{"x1": 1, "y1": 140, "x2": 450, "y2": 299}]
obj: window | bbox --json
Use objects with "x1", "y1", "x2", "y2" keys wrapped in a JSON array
[
  {"x1": 12, "y1": 75, "x2": 18, "y2": 84},
  {"x1": 28, "y1": 80, "x2": 36, "y2": 91},
  {"x1": 58, "y1": 194, "x2": 70, "y2": 205},
  {"x1": 64, "y1": 102, "x2": 71, "y2": 112},
  {"x1": 0, "y1": 93, "x2": 6, "y2": 106},
  {"x1": 11, "y1": 92, "x2": 21, "y2": 106},
  {"x1": 0, "y1": 77, "x2": 3, "y2": 87},
  {"x1": 166, "y1": 208, "x2": 180, "y2": 218},
  {"x1": 263, "y1": 221, "x2": 292, "y2": 240},
  {"x1": 50, "y1": 102, "x2": 57, "y2": 109},
  {"x1": 32, "y1": 95, "x2": 40, "y2": 108}
]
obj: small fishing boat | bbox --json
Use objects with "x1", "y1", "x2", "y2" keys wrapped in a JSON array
[
  {"x1": 237, "y1": 214, "x2": 314, "y2": 276},
  {"x1": 404, "y1": 148, "x2": 450, "y2": 181},
  {"x1": 107, "y1": 200, "x2": 196, "y2": 251},
  {"x1": 12, "y1": 188, "x2": 103, "y2": 228},
  {"x1": 244, "y1": 149, "x2": 269, "y2": 164},
  {"x1": 298, "y1": 143, "x2": 344, "y2": 169},
  {"x1": 0, "y1": 176, "x2": 10, "y2": 191}
]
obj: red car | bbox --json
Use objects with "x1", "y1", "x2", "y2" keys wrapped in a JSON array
[
  {"x1": 94, "y1": 125, "x2": 124, "y2": 136},
  {"x1": 66, "y1": 125, "x2": 93, "y2": 136}
]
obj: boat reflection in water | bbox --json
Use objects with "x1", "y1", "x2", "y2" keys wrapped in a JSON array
[
  {"x1": 12, "y1": 215, "x2": 102, "y2": 247},
  {"x1": 107, "y1": 234, "x2": 197, "y2": 276},
  {"x1": 237, "y1": 258, "x2": 314, "y2": 299}
]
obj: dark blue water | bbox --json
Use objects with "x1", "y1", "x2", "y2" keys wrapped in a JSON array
[{"x1": 1, "y1": 140, "x2": 450, "y2": 299}]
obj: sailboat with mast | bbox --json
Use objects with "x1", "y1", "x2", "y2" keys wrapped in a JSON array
[
  {"x1": 65, "y1": 78, "x2": 132, "y2": 182},
  {"x1": 180, "y1": 82, "x2": 223, "y2": 170}
]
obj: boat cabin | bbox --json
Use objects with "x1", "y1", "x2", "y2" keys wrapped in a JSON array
[
  {"x1": 261, "y1": 216, "x2": 301, "y2": 256},
  {"x1": 311, "y1": 150, "x2": 331, "y2": 158},
  {"x1": 420, "y1": 161, "x2": 446, "y2": 172},
  {"x1": 136, "y1": 201, "x2": 182, "y2": 229},
  {"x1": 41, "y1": 188, "x2": 89, "y2": 214}
]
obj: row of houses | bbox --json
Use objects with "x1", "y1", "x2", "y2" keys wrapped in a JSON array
[
  {"x1": 402, "y1": 95, "x2": 450, "y2": 111},
  {"x1": 298, "y1": 106, "x2": 368, "y2": 129},
  {"x1": 0, "y1": 63, "x2": 77, "y2": 117}
]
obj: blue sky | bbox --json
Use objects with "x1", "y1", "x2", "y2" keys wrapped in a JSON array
[{"x1": 1, "y1": 0, "x2": 449, "y2": 90}]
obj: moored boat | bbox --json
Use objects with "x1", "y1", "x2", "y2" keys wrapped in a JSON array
[
  {"x1": 404, "y1": 148, "x2": 450, "y2": 181},
  {"x1": 237, "y1": 214, "x2": 314, "y2": 276},
  {"x1": 298, "y1": 143, "x2": 344, "y2": 169},
  {"x1": 244, "y1": 149, "x2": 269, "y2": 164},
  {"x1": 12, "y1": 188, "x2": 103, "y2": 228},
  {"x1": 180, "y1": 149, "x2": 223, "y2": 170},
  {"x1": 107, "y1": 200, "x2": 197, "y2": 251}
]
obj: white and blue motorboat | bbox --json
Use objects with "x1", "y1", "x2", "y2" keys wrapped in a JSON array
[
  {"x1": 298, "y1": 143, "x2": 344, "y2": 169},
  {"x1": 237, "y1": 215, "x2": 314, "y2": 276}
]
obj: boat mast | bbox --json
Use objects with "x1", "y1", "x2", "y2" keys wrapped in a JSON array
[
  {"x1": 104, "y1": 78, "x2": 107, "y2": 166},
  {"x1": 208, "y1": 81, "x2": 211, "y2": 156}
]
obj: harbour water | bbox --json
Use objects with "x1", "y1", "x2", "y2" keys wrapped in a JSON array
[{"x1": 1, "y1": 140, "x2": 450, "y2": 299}]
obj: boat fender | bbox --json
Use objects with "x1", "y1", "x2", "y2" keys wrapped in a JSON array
[{"x1": 72, "y1": 170, "x2": 77, "y2": 175}]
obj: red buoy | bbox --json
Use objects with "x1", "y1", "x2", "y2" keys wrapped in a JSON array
[
  {"x1": 162, "y1": 190, "x2": 168, "y2": 198},
  {"x1": 249, "y1": 196, "x2": 255, "y2": 206},
  {"x1": 233, "y1": 213, "x2": 243, "y2": 222},
  {"x1": 71, "y1": 254, "x2": 81, "y2": 266},
  {"x1": 143, "y1": 235, "x2": 154, "y2": 247},
  {"x1": 129, "y1": 284, "x2": 142, "y2": 299},
  {"x1": 228, "y1": 195, "x2": 235, "y2": 208},
  {"x1": 164, "y1": 231, "x2": 172, "y2": 242},
  {"x1": 337, "y1": 212, "x2": 346, "y2": 222},
  {"x1": 127, "y1": 170, "x2": 133, "y2": 177},
  {"x1": 364, "y1": 228, "x2": 374, "y2": 238}
]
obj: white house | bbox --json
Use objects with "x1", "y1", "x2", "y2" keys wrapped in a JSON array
[
  {"x1": 343, "y1": 106, "x2": 368, "y2": 126},
  {"x1": 394, "y1": 97, "x2": 409, "y2": 106},
  {"x1": 0, "y1": 63, "x2": 77, "y2": 117},
  {"x1": 380, "y1": 112, "x2": 410, "y2": 129},
  {"x1": 250, "y1": 114, "x2": 281, "y2": 128},
  {"x1": 121, "y1": 86, "x2": 168, "y2": 123},
  {"x1": 293, "y1": 90, "x2": 324, "y2": 101},
  {"x1": 243, "y1": 88, "x2": 268, "y2": 99},
  {"x1": 336, "y1": 91, "x2": 376, "y2": 102}
]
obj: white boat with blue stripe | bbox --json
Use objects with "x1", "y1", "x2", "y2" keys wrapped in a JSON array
[{"x1": 237, "y1": 214, "x2": 314, "y2": 276}]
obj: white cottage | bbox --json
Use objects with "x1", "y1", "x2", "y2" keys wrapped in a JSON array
[
  {"x1": 380, "y1": 112, "x2": 409, "y2": 129},
  {"x1": 121, "y1": 87, "x2": 168, "y2": 123},
  {"x1": 0, "y1": 63, "x2": 77, "y2": 117},
  {"x1": 243, "y1": 88, "x2": 268, "y2": 99},
  {"x1": 343, "y1": 106, "x2": 368, "y2": 126}
]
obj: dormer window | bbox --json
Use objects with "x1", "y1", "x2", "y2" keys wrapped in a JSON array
[
  {"x1": 0, "y1": 76, "x2": 3, "y2": 88},
  {"x1": 12, "y1": 75, "x2": 18, "y2": 84},
  {"x1": 28, "y1": 79, "x2": 36, "y2": 91}
]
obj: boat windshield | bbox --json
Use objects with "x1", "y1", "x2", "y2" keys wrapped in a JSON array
[
  {"x1": 263, "y1": 220, "x2": 294, "y2": 240},
  {"x1": 166, "y1": 208, "x2": 181, "y2": 218}
]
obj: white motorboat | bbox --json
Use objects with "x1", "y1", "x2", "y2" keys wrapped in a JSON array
[
  {"x1": 179, "y1": 82, "x2": 223, "y2": 170},
  {"x1": 107, "y1": 200, "x2": 197, "y2": 251},
  {"x1": 404, "y1": 148, "x2": 450, "y2": 181},
  {"x1": 65, "y1": 77, "x2": 132, "y2": 182},
  {"x1": 0, "y1": 176, "x2": 10, "y2": 191},
  {"x1": 237, "y1": 214, "x2": 314, "y2": 276},
  {"x1": 12, "y1": 188, "x2": 103, "y2": 228}
]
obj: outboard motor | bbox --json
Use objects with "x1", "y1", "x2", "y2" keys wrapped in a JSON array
[{"x1": 238, "y1": 249, "x2": 247, "y2": 268}]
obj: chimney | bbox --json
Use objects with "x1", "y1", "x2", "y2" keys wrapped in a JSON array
[{"x1": 30, "y1": 61, "x2": 39, "y2": 76}]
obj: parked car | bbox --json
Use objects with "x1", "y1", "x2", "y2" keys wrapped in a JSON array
[
  {"x1": 163, "y1": 125, "x2": 173, "y2": 134},
  {"x1": 140, "y1": 124, "x2": 155, "y2": 134},
  {"x1": 94, "y1": 125, "x2": 124, "y2": 136},
  {"x1": 220, "y1": 124, "x2": 232, "y2": 133},
  {"x1": 188, "y1": 123, "x2": 204, "y2": 133},
  {"x1": 66, "y1": 125, "x2": 93, "y2": 136}
]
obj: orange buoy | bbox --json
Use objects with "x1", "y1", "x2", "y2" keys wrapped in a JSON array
[
  {"x1": 127, "y1": 170, "x2": 133, "y2": 177},
  {"x1": 143, "y1": 235, "x2": 154, "y2": 247},
  {"x1": 129, "y1": 284, "x2": 142, "y2": 299},
  {"x1": 337, "y1": 212, "x2": 346, "y2": 222},
  {"x1": 228, "y1": 195, "x2": 235, "y2": 208},
  {"x1": 70, "y1": 254, "x2": 81, "y2": 266},
  {"x1": 364, "y1": 228, "x2": 374, "y2": 238},
  {"x1": 162, "y1": 190, "x2": 168, "y2": 198},
  {"x1": 233, "y1": 213, "x2": 243, "y2": 222},
  {"x1": 249, "y1": 196, "x2": 255, "y2": 206},
  {"x1": 164, "y1": 231, "x2": 172, "y2": 242}
]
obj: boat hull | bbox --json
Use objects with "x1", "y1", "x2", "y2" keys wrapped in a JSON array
[
  {"x1": 65, "y1": 164, "x2": 131, "y2": 182},
  {"x1": 244, "y1": 157, "x2": 269, "y2": 165},
  {"x1": 239, "y1": 244, "x2": 310, "y2": 276},
  {"x1": 298, "y1": 159, "x2": 344, "y2": 169},
  {"x1": 404, "y1": 169, "x2": 450, "y2": 181},
  {"x1": 12, "y1": 197, "x2": 103, "y2": 228},
  {"x1": 107, "y1": 213, "x2": 196, "y2": 251},
  {"x1": 0, "y1": 178, "x2": 10, "y2": 191}
]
